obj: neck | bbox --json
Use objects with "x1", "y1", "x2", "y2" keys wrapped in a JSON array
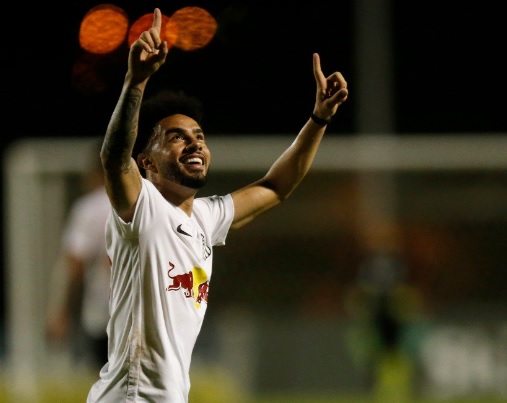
[{"x1": 151, "y1": 177, "x2": 198, "y2": 216}]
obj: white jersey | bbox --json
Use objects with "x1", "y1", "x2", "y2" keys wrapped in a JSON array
[
  {"x1": 63, "y1": 186, "x2": 111, "y2": 337},
  {"x1": 87, "y1": 178, "x2": 234, "y2": 403}
]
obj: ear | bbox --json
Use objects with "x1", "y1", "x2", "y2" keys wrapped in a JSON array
[{"x1": 137, "y1": 152, "x2": 158, "y2": 173}]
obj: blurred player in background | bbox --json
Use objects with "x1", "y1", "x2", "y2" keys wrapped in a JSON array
[{"x1": 46, "y1": 141, "x2": 111, "y2": 371}]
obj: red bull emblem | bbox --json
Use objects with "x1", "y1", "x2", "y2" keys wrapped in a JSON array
[{"x1": 166, "y1": 261, "x2": 209, "y2": 307}]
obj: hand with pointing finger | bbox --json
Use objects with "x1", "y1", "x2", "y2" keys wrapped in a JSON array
[
  {"x1": 312, "y1": 53, "x2": 349, "y2": 124},
  {"x1": 127, "y1": 8, "x2": 169, "y2": 86}
]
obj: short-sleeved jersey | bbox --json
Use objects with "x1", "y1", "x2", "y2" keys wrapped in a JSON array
[{"x1": 87, "y1": 178, "x2": 234, "y2": 403}]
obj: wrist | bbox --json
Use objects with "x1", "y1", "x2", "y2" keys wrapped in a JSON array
[{"x1": 310, "y1": 113, "x2": 332, "y2": 126}]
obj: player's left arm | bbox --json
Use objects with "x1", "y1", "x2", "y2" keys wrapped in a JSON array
[{"x1": 230, "y1": 53, "x2": 348, "y2": 229}]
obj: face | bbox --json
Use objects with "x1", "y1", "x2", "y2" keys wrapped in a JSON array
[{"x1": 145, "y1": 114, "x2": 210, "y2": 189}]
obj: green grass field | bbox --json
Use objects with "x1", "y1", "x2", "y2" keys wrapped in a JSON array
[
  {"x1": 0, "y1": 378, "x2": 505, "y2": 403},
  {"x1": 0, "y1": 366, "x2": 505, "y2": 403}
]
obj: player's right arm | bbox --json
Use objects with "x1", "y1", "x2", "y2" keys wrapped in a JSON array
[{"x1": 100, "y1": 8, "x2": 168, "y2": 222}]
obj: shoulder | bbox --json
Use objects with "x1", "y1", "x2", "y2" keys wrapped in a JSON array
[
  {"x1": 194, "y1": 194, "x2": 233, "y2": 211},
  {"x1": 193, "y1": 194, "x2": 234, "y2": 225}
]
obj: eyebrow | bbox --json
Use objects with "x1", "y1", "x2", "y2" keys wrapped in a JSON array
[
  {"x1": 164, "y1": 126, "x2": 203, "y2": 134},
  {"x1": 163, "y1": 128, "x2": 205, "y2": 140}
]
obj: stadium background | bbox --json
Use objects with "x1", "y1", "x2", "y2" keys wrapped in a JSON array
[{"x1": 2, "y1": 1, "x2": 507, "y2": 401}]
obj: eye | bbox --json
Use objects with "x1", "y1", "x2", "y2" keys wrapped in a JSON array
[{"x1": 171, "y1": 133, "x2": 185, "y2": 141}]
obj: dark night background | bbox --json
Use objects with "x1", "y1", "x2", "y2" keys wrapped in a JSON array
[
  {"x1": 6, "y1": 0, "x2": 507, "y2": 140},
  {"x1": 1, "y1": 0, "x2": 506, "y2": 347}
]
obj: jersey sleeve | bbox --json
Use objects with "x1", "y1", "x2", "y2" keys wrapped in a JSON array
[
  {"x1": 194, "y1": 194, "x2": 234, "y2": 246},
  {"x1": 107, "y1": 178, "x2": 152, "y2": 239}
]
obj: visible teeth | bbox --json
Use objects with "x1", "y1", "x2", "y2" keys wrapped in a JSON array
[{"x1": 186, "y1": 157, "x2": 203, "y2": 165}]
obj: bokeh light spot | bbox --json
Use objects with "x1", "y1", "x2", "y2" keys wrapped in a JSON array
[
  {"x1": 79, "y1": 5, "x2": 129, "y2": 54},
  {"x1": 79, "y1": 4, "x2": 129, "y2": 54},
  {"x1": 169, "y1": 7, "x2": 217, "y2": 51},
  {"x1": 128, "y1": 13, "x2": 175, "y2": 49}
]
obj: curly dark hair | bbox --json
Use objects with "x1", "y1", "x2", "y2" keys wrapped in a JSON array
[{"x1": 133, "y1": 89, "x2": 204, "y2": 159}]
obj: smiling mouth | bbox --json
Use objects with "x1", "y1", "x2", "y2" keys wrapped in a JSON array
[
  {"x1": 183, "y1": 157, "x2": 204, "y2": 166},
  {"x1": 181, "y1": 156, "x2": 206, "y2": 174}
]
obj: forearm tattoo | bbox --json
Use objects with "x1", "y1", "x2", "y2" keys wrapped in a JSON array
[{"x1": 103, "y1": 88, "x2": 144, "y2": 173}]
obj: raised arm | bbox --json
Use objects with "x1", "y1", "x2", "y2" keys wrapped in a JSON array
[
  {"x1": 100, "y1": 8, "x2": 168, "y2": 222},
  {"x1": 230, "y1": 53, "x2": 348, "y2": 229}
]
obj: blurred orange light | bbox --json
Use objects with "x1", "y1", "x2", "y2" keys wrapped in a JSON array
[
  {"x1": 169, "y1": 7, "x2": 217, "y2": 51},
  {"x1": 79, "y1": 5, "x2": 129, "y2": 54},
  {"x1": 128, "y1": 13, "x2": 175, "y2": 49},
  {"x1": 72, "y1": 54, "x2": 107, "y2": 94}
]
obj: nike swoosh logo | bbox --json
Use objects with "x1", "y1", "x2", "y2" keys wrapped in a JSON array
[{"x1": 177, "y1": 224, "x2": 192, "y2": 237}]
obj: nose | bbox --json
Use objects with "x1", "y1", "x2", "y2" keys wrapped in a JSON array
[{"x1": 185, "y1": 139, "x2": 202, "y2": 152}]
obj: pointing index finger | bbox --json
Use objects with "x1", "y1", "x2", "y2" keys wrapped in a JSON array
[
  {"x1": 313, "y1": 53, "x2": 326, "y2": 90},
  {"x1": 152, "y1": 8, "x2": 162, "y2": 32}
]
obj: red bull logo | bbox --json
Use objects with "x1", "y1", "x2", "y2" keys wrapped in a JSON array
[{"x1": 166, "y1": 261, "x2": 209, "y2": 308}]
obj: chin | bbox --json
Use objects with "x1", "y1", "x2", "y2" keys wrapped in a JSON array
[{"x1": 181, "y1": 175, "x2": 207, "y2": 189}]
